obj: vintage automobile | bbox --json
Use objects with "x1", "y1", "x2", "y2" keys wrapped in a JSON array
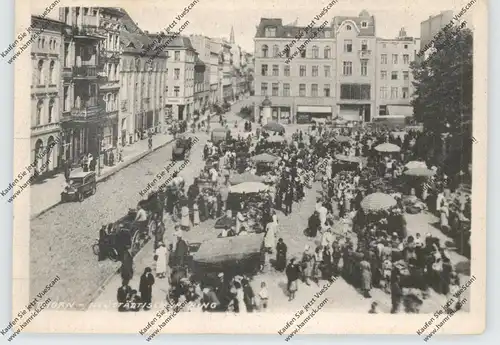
[
  {"x1": 61, "y1": 171, "x2": 97, "y2": 202},
  {"x1": 172, "y1": 135, "x2": 193, "y2": 161}
]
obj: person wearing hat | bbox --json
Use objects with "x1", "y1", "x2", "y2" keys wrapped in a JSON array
[
  {"x1": 301, "y1": 245, "x2": 314, "y2": 286},
  {"x1": 139, "y1": 267, "x2": 155, "y2": 310},
  {"x1": 155, "y1": 242, "x2": 168, "y2": 279},
  {"x1": 285, "y1": 258, "x2": 301, "y2": 301},
  {"x1": 173, "y1": 231, "x2": 188, "y2": 267}
]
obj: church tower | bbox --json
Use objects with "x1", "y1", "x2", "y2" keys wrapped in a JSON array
[{"x1": 230, "y1": 26, "x2": 235, "y2": 44}]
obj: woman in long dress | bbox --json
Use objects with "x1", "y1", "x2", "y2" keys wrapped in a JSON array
[
  {"x1": 275, "y1": 238, "x2": 287, "y2": 271},
  {"x1": 155, "y1": 243, "x2": 168, "y2": 278},
  {"x1": 360, "y1": 259, "x2": 372, "y2": 298},
  {"x1": 193, "y1": 202, "x2": 200, "y2": 226},
  {"x1": 180, "y1": 198, "x2": 190, "y2": 230},
  {"x1": 301, "y1": 245, "x2": 314, "y2": 286},
  {"x1": 234, "y1": 281, "x2": 247, "y2": 313},
  {"x1": 440, "y1": 201, "x2": 450, "y2": 232}
]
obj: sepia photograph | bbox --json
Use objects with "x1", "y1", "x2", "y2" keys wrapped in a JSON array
[{"x1": 6, "y1": 0, "x2": 486, "y2": 336}]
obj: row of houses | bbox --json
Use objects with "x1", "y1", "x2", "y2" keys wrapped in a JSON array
[
  {"x1": 252, "y1": 10, "x2": 421, "y2": 124},
  {"x1": 30, "y1": 7, "x2": 254, "y2": 177}
]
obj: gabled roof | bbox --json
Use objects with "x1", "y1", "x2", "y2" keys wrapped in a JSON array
[{"x1": 332, "y1": 12, "x2": 376, "y2": 36}]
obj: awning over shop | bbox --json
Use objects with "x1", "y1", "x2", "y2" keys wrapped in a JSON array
[
  {"x1": 387, "y1": 105, "x2": 414, "y2": 117},
  {"x1": 297, "y1": 106, "x2": 332, "y2": 113},
  {"x1": 339, "y1": 108, "x2": 360, "y2": 122}
]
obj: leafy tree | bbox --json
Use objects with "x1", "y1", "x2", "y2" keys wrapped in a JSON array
[{"x1": 411, "y1": 23, "x2": 473, "y2": 173}]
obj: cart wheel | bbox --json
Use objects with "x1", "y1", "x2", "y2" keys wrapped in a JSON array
[
  {"x1": 148, "y1": 221, "x2": 157, "y2": 238},
  {"x1": 108, "y1": 248, "x2": 120, "y2": 262},
  {"x1": 77, "y1": 192, "x2": 84, "y2": 202},
  {"x1": 131, "y1": 231, "x2": 143, "y2": 256},
  {"x1": 92, "y1": 241, "x2": 100, "y2": 256}
]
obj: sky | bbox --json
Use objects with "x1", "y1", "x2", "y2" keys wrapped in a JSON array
[{"x1": 40, "y1": 0, "x2": 476, "y2": 53}]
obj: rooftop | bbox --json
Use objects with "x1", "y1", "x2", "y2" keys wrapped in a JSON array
[{"x1": 255, "y1": 18, "x2": 333, "y2": 39}]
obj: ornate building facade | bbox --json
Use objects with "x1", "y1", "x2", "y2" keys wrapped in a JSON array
[
  {"x1": 120, "y1": 19, "x2": 167, "y2": 144},
  {"x1": 30, "y1": 15, "x2": 66, "y2": 176}
]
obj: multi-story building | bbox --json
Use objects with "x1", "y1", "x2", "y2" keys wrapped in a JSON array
[
  {"x1": 193, "y1": 54, "x2": 209, "y2": 115},
  {"x1": 157, "y1": 35, "x2": 196, "y2": 121},
  {"x1": 213, "y1": 38, "x2": 234, "y2": 103},
  {"x1": 333, "y1": 10, "x2": 377, "y2": 123},
  {"x1": 96, "y1": 7, "x2": 124, "y2": 148},
  {"x1": 253, "y1": 18, "x2": 336, "y2": 124},
  {"x1": 375, "y1": 28, "x2": 418, "y2": 120},
  {"x1": 419, "y1": 10, "x2": 454, "y2": 57},
  {"x1": 120, "y1": 17, "x2": 167, "y2": 144},
  {"x1": 189, "y1": 35, "x2": 219, "y2": 107},
  {"x1": 59, "y1": 7, "x2": 107, "y2": 165},
  {"x1": 210, "y1": 39, "x2": 223, "y2": 105},
  {"x1": 30, "y1": 15, "x2": 66, "y2": 177}
]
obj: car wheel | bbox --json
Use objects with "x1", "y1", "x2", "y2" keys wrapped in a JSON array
[
  {"x1": 108, "y1": 248, "x2": 120, "y2": 262},
  {"x1": 91, "y1": 186, "x2": 96, "y2": 195},
  {"x1": 92, "y1": 243, "x2": 100, "y2": 256},
  {"x1": 77, "y1": 193, "x2": 84, "y2": 202}
]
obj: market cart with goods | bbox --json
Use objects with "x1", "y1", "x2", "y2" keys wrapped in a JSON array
[
  {"x1": 190, "y1": 234, "x2": 265, "y2": 279},
  {"x1": 215, "y1": 182, "x2": 269, "y2": 233},
  {"x1": 250, "y1": 153, "x2": 280, "y2": 175},
  {"x1": 211, "y1": 127, "x2": 231, "y2": 144}
]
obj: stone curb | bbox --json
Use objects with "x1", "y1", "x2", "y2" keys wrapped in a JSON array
[{"x1": 30, "y1": 137, "x2": 175, "y2": 221}]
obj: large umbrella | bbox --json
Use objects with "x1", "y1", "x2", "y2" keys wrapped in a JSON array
[
  {"x1": 403, "y1": 167, "x2": 436, "y2": 177},
  {"x1": 250, "y1": 153, "x2": 279, "y2": 163},
  {"x1": 263, "y1": 121, "x2": 285, "y2": 133},
  {"x1": 212, "y1": 127, "x2": 229, "y2": 133},
  {"x1": 405, "y1": 161, "x2": 427, "y2": 170},
  {"x1": 361, "y1": 193, "x2": 397, "y2": 212},
  {"x1": 229, "y1": 172, "x2": 264, "y2": 185},
  {"x1": 333, "y1": 135, "x2": 353, "y2": 143},
  {"x1": 266, "y1": 135, "x2": 286, "y2": 143},
  {"x1": 374, "y1": 143, "x2": 401, "y2": 153},
  {"x1": 334, "y1": 154, "x2": 362, "y2": 164},
  {"x1": 229, "y1": 182, "x2": 268, "y2": 194}
]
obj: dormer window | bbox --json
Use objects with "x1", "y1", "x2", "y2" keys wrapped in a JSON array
[
  {"x1": 346, "y1": 25, "x2": 352, "y2": 31},
  {"x1": 264, "y1": 26, "x2": 277, "y2": 37},
  {"x1": 361, "y1": 21, "x2": 368, "y2": 28}
]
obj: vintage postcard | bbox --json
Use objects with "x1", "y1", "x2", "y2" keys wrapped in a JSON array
[{"x1": 6, "y1": 0, "x2": 486, "y2": 337}]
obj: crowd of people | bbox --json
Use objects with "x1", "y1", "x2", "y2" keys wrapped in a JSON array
[{"x1": 109, "y1": 117, "x2": 471, "y2": 315}]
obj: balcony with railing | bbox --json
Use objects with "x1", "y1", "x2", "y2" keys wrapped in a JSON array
[
  {"x1": 62, "y1": 67, "x2": 73, "y2": 79},
  {"x1": 62, "y1": 98, "x2": 103, "y2": 121},
  {"x1": 73, "y1": 65, "x2": 97, "y2": 78},
  {"x1": 359, "y1": 50, "x2": 372, "y2": 59}
]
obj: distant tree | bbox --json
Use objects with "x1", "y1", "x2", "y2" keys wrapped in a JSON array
[
  {"x1": 411, "y1": 23, "x2": 473, "y2": 135},
  {"x1": 410, "y1": 23, "x2": 473, "y2": 174}
]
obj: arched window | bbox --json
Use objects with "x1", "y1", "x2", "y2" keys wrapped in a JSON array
[
  {"x1": 261, "y1": 45, "x2": 268, "y2": 58},
  {"x1": 41, "y1": 38, "x2": 45, "y2": 49},
  {"x1": 312, "y1": 45, "x2": 319, "y2": 58},
  {"x1": 346, "y1": 25, "x2": 352, "y2": 31},
  {"x1": 49, "y1": 61, "x2": 55, "y2": 84},
  {"x1": 36, "y1": 100, "x2": 43, "y2": 125},
  {"x1": 48, "y1": 99, "x2": 54, "y2": 123},
  {"x1": 37, "y1": 38, "x2": 41, "y2": 48},
  {"x1": 107, "y1": 94, "x2": 112, "y2": 111},
  {"x1": 272, "y1": 45, "x2": 279, "y2": 57},
  {"x1": 37, "y1": 60, "x2": 44, "y2": 85},
  {"x1": 324, "y1": 46, "x2": 331, "y2": 59},
  {"x1": 300, "y1": 48, "x2": 306, "y2": 58}
]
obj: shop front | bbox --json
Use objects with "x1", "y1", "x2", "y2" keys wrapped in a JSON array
[
  {"x1": 296, "y1": 105, "x2": 332, "y2": 124},
  {"x1": 271, "y1": 106, "x2": 292, "y2": 124}
]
